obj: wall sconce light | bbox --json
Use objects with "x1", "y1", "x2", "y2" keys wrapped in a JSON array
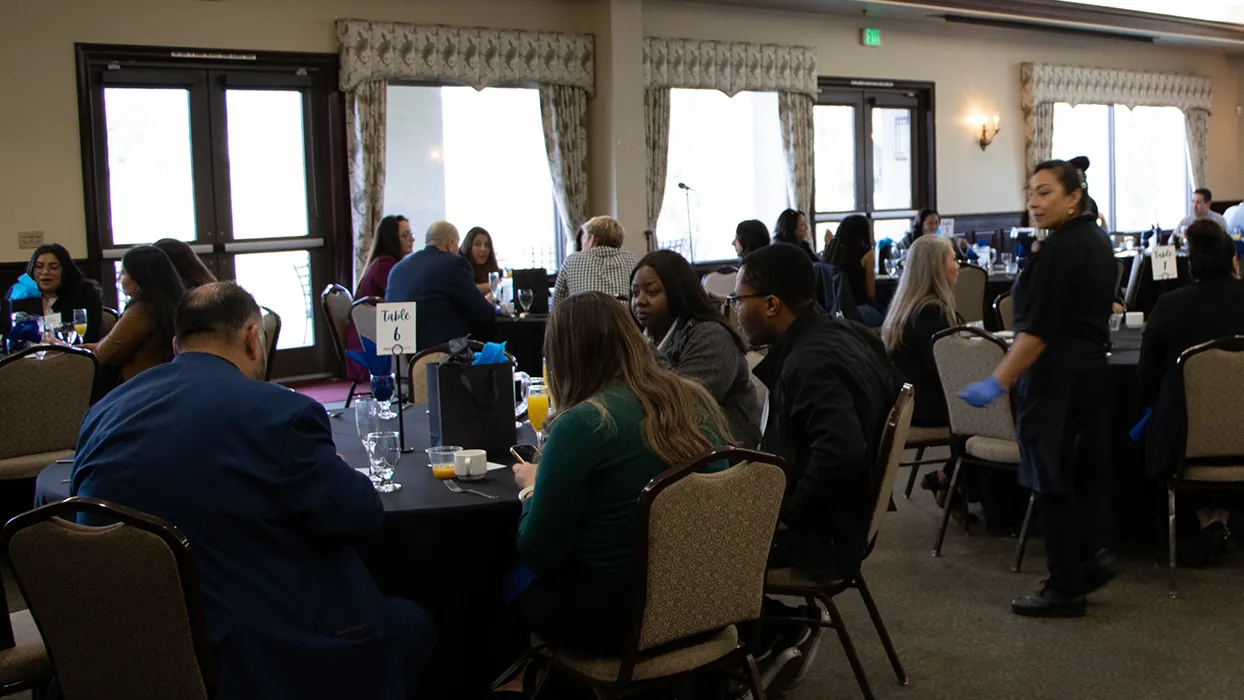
[{"x1": 978, "y1": 114, "x2": 1000, "y2": 151}]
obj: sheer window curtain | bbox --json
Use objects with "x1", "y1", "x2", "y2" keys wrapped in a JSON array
[
  {"x1": 644, "y1": 88, "x2": 671, "y2": 245},
  {"x1": 346, "y1": 80, "x2": 387, "y2": 287},
  {"x1": 1184, "y1": 108, "x2": 1209, "y2": 190},
  {"x1": 779, "y1": 92, "x2": 814, "y2": 239},
  {"x1": 539, "y1": 85, "x2": 590, "y2": 254}
]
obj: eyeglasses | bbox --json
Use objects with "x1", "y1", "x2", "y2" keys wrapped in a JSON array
[{"x1": 725, "y1": 293, "x2": 768, "y2": 309}]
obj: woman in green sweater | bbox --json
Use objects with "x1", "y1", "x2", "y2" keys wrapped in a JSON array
[{"x1": 510, "y1": 290, "x2": 733, "y2": 656}]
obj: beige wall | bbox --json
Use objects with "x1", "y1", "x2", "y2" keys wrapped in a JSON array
[{"x1": 3, "y1": 0, "x2": 1241, "y2": 262}]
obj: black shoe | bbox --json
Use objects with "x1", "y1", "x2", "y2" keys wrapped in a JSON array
[
  {"x1": 1011, "y1": 588, "x2": 1086, "y2": 618},
  {"x1": 1177, "y1": 521, "x2": 1230, "y2": 567},
  {"x1": 1083, "y1": 549, "x2": 1120, "y2": 594}
]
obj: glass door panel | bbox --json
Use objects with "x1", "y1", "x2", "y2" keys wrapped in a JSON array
[
  {"x1": 813, "y1": 105, "x2": 857, "y2": 213},
  {"x1": 224, "y1": 90, "x2": 310, "y2": 240},
  {"x1": 871, "y1": 107, "x2": 914, "y2": 211},
  {"x1": 103, "y1": 88, "x2": 197, "y2": 244},
  {"x1": 233, "y1": 251, "x2": 315, "y2": 350}
]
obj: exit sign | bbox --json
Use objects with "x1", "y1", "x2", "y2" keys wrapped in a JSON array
[{"x1": 862, "y1": 28, "x2": 882, "y2": 47}]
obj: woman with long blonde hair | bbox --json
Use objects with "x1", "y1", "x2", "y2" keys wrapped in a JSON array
[{"x1": 509, "y1": 291, "x2": 731, "y2": 655}]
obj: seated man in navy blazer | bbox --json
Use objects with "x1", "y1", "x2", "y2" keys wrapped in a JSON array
[
  {"x1": 386, "y1": 220, "x2": 496, "y2": 351},
  {"x1": 71, "y1": 282, "x2": 435, "y2": 700}
]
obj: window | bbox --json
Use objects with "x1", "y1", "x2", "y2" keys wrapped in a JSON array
[
  {"x1": 813, "y1": 80, "x2": 935, "y2": 248},
  {"x1": 656, "y1": 89, "x2": 787, "y2": 263},
  {"x1": 385, "y1": 86, "x2": 559, "y2": 270},
  {"x1": 1052, "y1": 103, "x2": 1189, "y2": 231}
]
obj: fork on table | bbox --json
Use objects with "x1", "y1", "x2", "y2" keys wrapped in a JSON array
[{"x1": 443, "y1": 480, "x2": 498, "y2": 499}]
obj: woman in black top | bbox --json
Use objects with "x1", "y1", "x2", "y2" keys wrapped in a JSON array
[
  {"x1": 2, "y1": 243, "x2": 103, "y2": 342},
  {"x1": 733, "y1": 219, "x2": 770, "y2": 259},
  {"x1": 773, "y1": 209, "x2": 817, "y2": 262},
  {"x1": 823, "y1": 214, "x2": 881, "y2": 326},
  {"x1": 959, "y1": 159, "x2": 1118, "y2": 618}
]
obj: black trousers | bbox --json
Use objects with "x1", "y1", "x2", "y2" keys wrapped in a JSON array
[
  {"x1": 1040, "y1": 365, "x2": 1111, "y2": 595},
  {"x1": 512, "y1": 569, "x2": 632, "y2": 657}
]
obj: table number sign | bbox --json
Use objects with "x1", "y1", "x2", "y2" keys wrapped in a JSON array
[
  {"x1": 376, "y1": 302, "x2": 416, "y2": 355},
  {"x1": 43, "y1": 312, "x2": 61, "y2": 331},
  {"x1": 1152, "y1": 245, "x2": 1178, "y2": 281}
]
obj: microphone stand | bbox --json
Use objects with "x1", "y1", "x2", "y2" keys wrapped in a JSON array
[{"x1": 683, "y1": 186, "x2": 694, "y2": 260}]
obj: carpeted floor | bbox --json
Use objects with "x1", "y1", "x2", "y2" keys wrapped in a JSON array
[{"x1": 7, "y1": 455, "x2": 1241, "y2": 699}]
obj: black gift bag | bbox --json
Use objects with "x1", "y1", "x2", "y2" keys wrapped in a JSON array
[{"x1": 428, "y1": 361, "x2": 517, "y2": 463}]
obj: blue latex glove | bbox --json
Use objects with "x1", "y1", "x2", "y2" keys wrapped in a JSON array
[
  {"x1": 959, "y1": 377, "x2": 1005, "y2": 408},
  {"x1": 9, "y1": 274, "x2": 40, "y2": 301},
  {"x1": 344, "y1": 336, "x2": 393, "y2": 376},
  {"x1": 472, "y1": 341, "x2": 509, "y2": 365},
  {"x1": 1129, "y1": 407, "x2": 1153, "y2": 443}
]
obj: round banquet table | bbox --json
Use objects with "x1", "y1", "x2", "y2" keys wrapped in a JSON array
[
  {"x1": 37, "y1": 404, "x2": 537, "y2": 700},
  {"x1": 876, "y1": 268, "x2": 1017, "y2": 331}
]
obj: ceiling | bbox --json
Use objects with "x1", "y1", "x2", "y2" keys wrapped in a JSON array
[{"x1": 1055, "y1": 1, "x2": 1244, "y2": 25}]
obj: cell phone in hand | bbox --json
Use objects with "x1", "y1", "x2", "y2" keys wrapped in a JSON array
[{"x1": 510, "y1": 443, "x2": 542, "y2": 463}]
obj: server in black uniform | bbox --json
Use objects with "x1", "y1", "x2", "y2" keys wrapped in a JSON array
[{"x1": 959, "y1": 159, "x2": 1119, "y2": 617}]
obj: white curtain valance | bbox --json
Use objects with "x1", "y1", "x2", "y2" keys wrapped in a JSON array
[
  {"x1": 335, "y1": 20, "x2": 595, "y2": 96},
  {"x1": 643, "y1": 38, "x2": 818, "y2": 98},
  {"x1": 1024, "y1": 62, "x2": 1211, "y2": 112}
]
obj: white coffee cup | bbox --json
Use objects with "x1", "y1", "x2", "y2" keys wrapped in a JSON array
[
  {"x1": 454, "y1": 449, "x2": 488, "y2": 481},
  {"x1": 1125, "y1": 311, "x2": 1144, "y2": 328}
]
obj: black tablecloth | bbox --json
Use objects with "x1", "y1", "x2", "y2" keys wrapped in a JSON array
[
  {"x1": 38, "y1": 405, "x2": 537, "y2": 699},
  {"x1": 483, "y1": 315, "x2": 546, "y2": 375}
]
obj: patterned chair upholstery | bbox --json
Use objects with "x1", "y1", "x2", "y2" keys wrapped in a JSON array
[
  {"x1": 530, "y1": 447, "x2": 785, "y2": 697},
  {"x1": 100, "y1": 307, "x2": 120, "y2": 337},
  {"x1": 1167, "y1": 339, "x2": 1244, "y2": 597},
  {"x1": 0, "y1": 346, "x2": 96, "y2": 480},
  {"x1": 260, "y1": 306, "x2": 281, "y2": 382},
  {"x1": 931, "y1": 327, "x2": 1035, "y2": 570},
  {"x1": 0, "y1": 568, "x2": 51, "y2": 694},
  {"x1": 765, "y1": 385, "x2": 914, "y2": 699},
  {"x1": 700, "y1": 269, "x2": 737, "y2": 299},
  {"x1": 953, "y1": 264, "x2": 987, "y2": 324},
  {"x1": 2, "y1": 498, "x2": 216, "y2": 699},
  {"x1": 994, "y1": 292, "x2": 1014, "y2": 331}
]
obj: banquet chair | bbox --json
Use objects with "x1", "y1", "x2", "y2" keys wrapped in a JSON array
[
  {"x1": 260, "y1": 306, "x2": 281, "y2": 382},
  {"x1": 701, "y1": 267, "x2": 738, "y2": 299},
  {"x1": 517, "y1": 447, "x2": 786, "y2": 700},
  {"x1": 0, "y1": 345, "x2": 96, "y2": 481},
  {"x1": 2, "y1": 497, "x2": 217, "y2": 700},
  {"x1": 407, "y1": 341, "x2": 516, "y2": 405},
  {"x1": 900, "y1": 424, "x2": 952, "y2": 500},
  {"x1": 1167, "y1": 337, "x2": 1244, "y2": 598},
  {"x1": 931, "y1": 327, "x2": 1036, "y2": 571},
  {"x1": 1123, "y1": 250, "x2": 1145, "y2": 309},
  {"x1": 764, "y1": 384, "x2": 914, "y2": 700},
  {"x1": 100, "y1": 307, "x2": 119, "y2": 337},
  {"x1": 320, "y1": 284, "x2": 362, "y2": 407},
  {"x1": 953, "y1": 264, "x2": 987, "y2": 325},
  {"x1": 0, "y1": 569, "x2": 52, "y2": 696},
  {"x1": 993, "y1": 292, "x2": 1014, "y2": 331}
]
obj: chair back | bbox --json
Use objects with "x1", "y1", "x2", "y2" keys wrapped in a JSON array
[
  {"x1": 408, "y1": 340, "x2": 514, "y2": 404},
  {"x1": 745, "y1": 348, "x2": 768, "y2": 430},
  {"x1": 994, "y1": 292, "x2": 1014, "y2": 331},
  {"x1": 1115, "y1": 258, "x2": 1126, "y2": 296},
  {"x1": 1123, "y1": 250, "x2": 1144, "y2": 309},
  {"x1": 0, "y1": 346, "x2": 96, "y2": 462},
  {"x1": 626, "y1": 448, "x2": 785, "y2": 665},
  {"x1": 100, "y1": 307, "x2": 120, "y2": 337},
  {"x1": 351, "y1": 296, "x2": 381, "y2": 347},
  {"x1": 1180, "y1": 337, "x2": 1244, "y2": 462},
  {"x1": 953, "y1": 264, "x2": 987, "y2": 324},
  {"x1": 2, "y1": 497, "x2": 216, "y2": 700},
  {"x1": 701, "y1": 269, "x2": 738, "y2": 299},
  {"x1": 868, "y1": 385, "x2": 915, "y2": 544},
  {"x1": 321, "y1": 284, "x2": 354, "y2": 374},
  {"x1": 931, "y1": 327, "x2": 1013, "y2": 440},
  {"x1": 259, "y1": 306, "x2": 281, "y2": 381}
]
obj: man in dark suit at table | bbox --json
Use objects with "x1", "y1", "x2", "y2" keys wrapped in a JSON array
[
  {"x1": 386, "y1": 220, "x2": 496, "y2": 351},
  {"x1": 70, "y1": 282, "x2": 435, "y2": 700}
]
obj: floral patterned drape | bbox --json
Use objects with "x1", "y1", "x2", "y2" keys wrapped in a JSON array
[
  {"x1": 345, "y1": 80, "x2": 387, "y2": 286},
  {"x1": 539, "y1": 85, "x2": 589, "y2": 252},
  {"x1": 644, "y1": 88, "x2": 671, "y2": 235},
  {"x1": 778, "y1": 92, "x2": 814, "y2": 226},
  {"x1": 643, "y1": 38, "x2": 818, "y2": 97},
  {"x1": 1021, "y1": 62, "x2": 1211, "y2": 186},
  {"x1": 336, "y1": 20, "x2": 595, "y2": 95}
]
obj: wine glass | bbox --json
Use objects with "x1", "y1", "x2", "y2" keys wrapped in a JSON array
[
  {"x1": 527, "y1": 380, "x2": 550, "y2": 449},
  {"x1": 365, "y1": 431, "x2": 402, "y2": 493},
  {"x1": 72, "y1": 309, "x2": 87, "y2": 343},
  {"x1": 370, "y1": 373, "x2": 398, "y2": 420},
  {"x1": 488, "y1": 271, "x2": 502, "y2": 299},
  {"x1": 355, "y1": 399, "x2": 382, "y2": 483},
  {"x1": 517, "y1": 288, "x2": 533, "y2": 315}
]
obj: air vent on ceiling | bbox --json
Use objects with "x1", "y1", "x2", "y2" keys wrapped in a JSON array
[{"x1": 942, "y1": 14, "x2": 1156, "y2": 43}]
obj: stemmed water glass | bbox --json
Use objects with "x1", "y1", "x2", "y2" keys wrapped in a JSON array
[
  {"x1": 355, "y1": 399, "x2": 382, "y2": 483},
  {"x1": 517, "y1": 289, "x2": 533, "y2": 316},
  {"x1": 370, "y1": 372, "x2": 398, "y2": 420},
  {"x1": 365, "y1": 431, "x2": 402, "y2": 493}
]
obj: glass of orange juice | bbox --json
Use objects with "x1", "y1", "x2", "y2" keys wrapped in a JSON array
[
  {"x1": 528, "y1": 382, "x2": 550, "y2": 448},
  {"x1": 426, "y1": 446, "x2": 461, "y2": 479},
  {"x1": 72, "y1": 309, "x2": 88, "y2": 342}
]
